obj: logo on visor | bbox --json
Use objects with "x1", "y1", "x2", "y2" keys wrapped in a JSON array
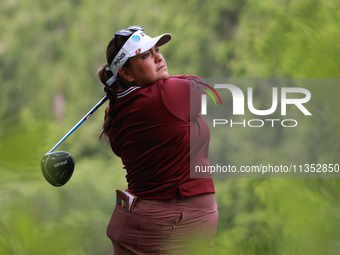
[
  {"x1": 131, "y1": 35, "x2": 141, "y2": 43},
  {"x1": 113, "y1": 52, "x2": 127, "y2": 67},
  {"x1": 135, "y1": 49, "x2": 141, "y2": 55}
]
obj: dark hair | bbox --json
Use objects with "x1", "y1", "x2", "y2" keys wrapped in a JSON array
[{"x1": 98, "y1": 35, "x2": 132, "y2": 139}]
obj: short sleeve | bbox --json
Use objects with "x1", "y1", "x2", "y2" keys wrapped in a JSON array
[{"x1": 161, "y1": 76, "x2": 206, "y2": 121}]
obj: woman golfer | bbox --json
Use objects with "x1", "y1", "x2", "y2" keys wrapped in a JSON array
[{"x1": 97, "y1": 25, "x2": 218, "y2": 254}]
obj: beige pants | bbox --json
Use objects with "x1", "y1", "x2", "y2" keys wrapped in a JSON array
[{"x1": 107, "y1": 193, "x2": 218, "y2": 255}]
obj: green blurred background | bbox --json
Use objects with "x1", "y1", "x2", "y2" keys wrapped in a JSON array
[{"x1": 1, "y1": 0, "x2": 340, "y2": 254}]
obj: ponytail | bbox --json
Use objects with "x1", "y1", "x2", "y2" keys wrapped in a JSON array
[
  {"x1": 98, "y1": 35, "x2": 132, "y2": 139},
  {"x1": 97, "y1": 64, "x2": 117, "y2": 139}
]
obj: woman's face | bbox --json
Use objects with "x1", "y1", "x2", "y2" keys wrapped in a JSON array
[{"x1": 124, "y1": 45, "x2": 169, "y2": 87}]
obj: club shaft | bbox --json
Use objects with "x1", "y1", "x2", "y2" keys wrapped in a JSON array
[{"x1": 49, "y1": 96, "x2": 108, "y2": 152}]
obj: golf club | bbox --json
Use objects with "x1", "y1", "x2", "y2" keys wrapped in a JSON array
[{"x1": 41, "y1": 96, "x2": 108, "y2": 187}]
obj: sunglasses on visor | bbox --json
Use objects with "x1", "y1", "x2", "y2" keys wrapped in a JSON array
[{"x1": 115, "y1": 25, "x2": 144, "y2": 49}]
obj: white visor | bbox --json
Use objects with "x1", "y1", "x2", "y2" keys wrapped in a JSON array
[{"x1": 107, "y1": 30, "x2": 172, "y2": 85}]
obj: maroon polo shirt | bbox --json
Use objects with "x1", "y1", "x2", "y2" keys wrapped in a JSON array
[{"x1": 106, "y1": 75, "x2": 214, "y2": 199}]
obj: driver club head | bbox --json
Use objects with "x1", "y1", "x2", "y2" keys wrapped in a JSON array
[{"x1": 41, "y1": 151, "x2": 75, "y2": 187}]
